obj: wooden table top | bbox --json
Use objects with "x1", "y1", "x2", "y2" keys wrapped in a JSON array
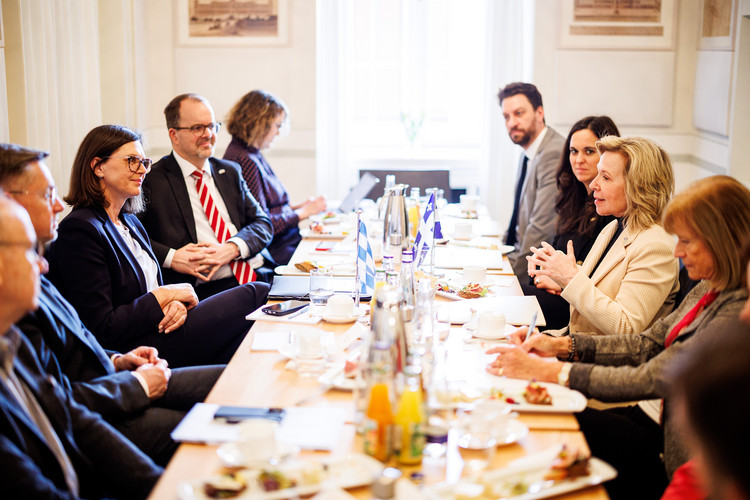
[{"x1": 147, "y1": 240, "x2": 607, "y2": 499}]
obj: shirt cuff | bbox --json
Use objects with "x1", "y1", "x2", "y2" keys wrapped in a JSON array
[
  {"x1": 228, "y1": 237, "x2": 251, "y2": 260},
  {"x1": 110, "y1": 353, "x2": 123, "y2": 371},
  {"x1": 130, "y1": 371, "x2": 150, "y2": 397},
  {"x1": 164, "y1": 248, "x2": 176, "y2": 269}
]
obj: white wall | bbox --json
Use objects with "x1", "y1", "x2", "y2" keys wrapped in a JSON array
[
  {"x1": 531, "y1": 0, "x2": 724, "y2": 194},
  {"x1": 98, "y1": 0, "x2": 317, "y2": 204}
]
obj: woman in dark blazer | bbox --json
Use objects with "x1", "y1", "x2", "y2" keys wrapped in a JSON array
[{"x1": 47, "y1": 125, "x2": 269, "y2": 367}]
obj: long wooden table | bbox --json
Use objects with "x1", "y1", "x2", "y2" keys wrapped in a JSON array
[{"x1": 148, "y1": 237, "x2": 608, "y2": 499}]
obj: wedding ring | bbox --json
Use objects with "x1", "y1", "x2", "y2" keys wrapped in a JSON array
[
  {"x1": 535, "y1": 277, "x2": 540, "y2": 284},
  {"x1": 496, "y1": 368, "x2": 504, "y2": 377}
]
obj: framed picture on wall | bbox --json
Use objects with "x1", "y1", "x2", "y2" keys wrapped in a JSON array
[
  {"x1": 558, "y1": 0, "x2": 677, "y2": 50},
  {"x1": 176, "y1": 0, "x2": 289, "y2": 46},
  {"x1": 698, "y1": 0, "x2": 737, "y2": 50}
]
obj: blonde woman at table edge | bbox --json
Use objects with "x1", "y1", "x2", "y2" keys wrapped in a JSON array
[
  {"x1": 527, "y1": 135, "x2": 679, "y2": 337},
  {"x1": 487, "y1": 175, "x2": 750, "y2": 500}
]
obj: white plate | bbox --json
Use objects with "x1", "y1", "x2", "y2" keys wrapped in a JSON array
[
  {"x1": 496, "y1": 419, "x2": 530, "y2": 446},
  {"x1": 322, "y1": 308, "x2": 366, "y2": 324},
  {"x1": 425, "y1": 456, "x2": 616, "y2": 500},
  {"x1": 482, "y1": 377, "x2": 588, "y2": 414},
  {"x1": 300, "y1": 228, "x2": 350, "y2": 240},
  {"x1": 178, "y1": 453, "x2": 383, "y2": 500},
  {"x1": 462, "y1": 322, "x2": 517, "y2": 340},
  {"x1": 275, "y1": 263, "x2": 356, "y2": 277},
  {"x1": 318, "y1": 368, "x2": 365, "y2": 391},
  {"x1": 309, "y1": 213, "x2": 345, "y2": 225},
  {"x1": 217, "y1": 441, "x2": 300, "y2": 468}
]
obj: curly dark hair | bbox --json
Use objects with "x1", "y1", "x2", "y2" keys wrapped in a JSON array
[
  {"x1": 554, "y1": 116, "x2": 620, "y2": 236},
  {"x1": 225, "y1": 90, "x2": 288, "y2": 148}
]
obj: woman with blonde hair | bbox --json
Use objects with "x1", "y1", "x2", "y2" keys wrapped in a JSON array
[
  {"x1": 527, "y1": 136, "x2": 679, "y2": 336},
  {"x1": 224, "y1": 90, "x2": 326, "y2": 266},
  {"x1": 487, "y1": 175, "x2": 750, "y2": 499}
]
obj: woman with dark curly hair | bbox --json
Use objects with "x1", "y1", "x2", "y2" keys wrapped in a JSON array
[
  {"x1": 223, "y1": 90, "x2": 326, "y2": 266},
  {"x1": 522, "y1": 116, "x2": 619, "y2": 329}
]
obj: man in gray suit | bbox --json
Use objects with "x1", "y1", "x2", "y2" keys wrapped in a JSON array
[{"x1": 498, "y1": 82, "x2": 565, "y2": 279}]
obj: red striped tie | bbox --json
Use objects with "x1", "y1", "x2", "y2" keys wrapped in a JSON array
[{"x1": 191, "y1": 169, "x2": 255, "y2": 284}]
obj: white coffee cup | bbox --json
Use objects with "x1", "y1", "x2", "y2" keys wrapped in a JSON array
[
  {"x1": 454, "y1": 221, "x2": 473, "y2": 240},
  {"x1": 325, "y1": 295, "x2": 355, "y2": 318},
  {"x1": 476, "y1": 311, "x2": 506, "y2": 340},
  {"x1": 238, "y1": 419, "x2": 277, "y2": 463},
  {"x1": 460, "y1": 194, "x2": 480, "y2": 211},
  {"x1": 463, "y1": 265, "x2": 487, "y2": 283}
]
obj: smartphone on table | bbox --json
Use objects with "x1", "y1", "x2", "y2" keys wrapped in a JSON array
[
  {"x1": 261, "y1": 299, "x2": 309, "y2": 316},
  {"x1": 214, "y1": 406, "x2": 286, "y2": 424}
]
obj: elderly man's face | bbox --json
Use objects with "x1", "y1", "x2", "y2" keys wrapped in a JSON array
[
  {"x1": 0, "y1": 202, "x2": 41, "y2": 321},
  {"x1": 8, "y1": 161, "x2": 64, "y2": 245}
]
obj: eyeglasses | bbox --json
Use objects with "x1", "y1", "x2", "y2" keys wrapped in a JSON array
[
  {"x1": 8, "y1": 186, "x2": 57, "y2": 201},
  {"x1": 172, "y1": 122, "x2": 222, "y2": 136},
  {"x1": 101, "y1": 155, "x2": 153, "y2": 174}
]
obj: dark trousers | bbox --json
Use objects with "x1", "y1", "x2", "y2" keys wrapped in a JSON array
[
  {"x1": 146, "y1": 281, "x2": 270, "y2": 368},
  {"x1": 112, "y1": 365, "x2": 224, "y2": 466},
  {"x1": 576, "y1": 405, "x2": 668, "y2": 500},
  {"x1": 521, "y1": 283, "x2": 571, "y2": 331}
]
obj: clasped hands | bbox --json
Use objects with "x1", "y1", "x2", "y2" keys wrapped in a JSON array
[
  {"x1": 526, "y1": 241, "x2": 580, "y2": 294},
  {"x1": 485, "y1": 327, "x2": 568, "y2": 384},
  {"x1": 171, "y1": 241, "x2": 241, "y2": 282},
  {"x1": 151, "y1": 283, "x2": 199, "y2": 334},
  {"x1": 113, "y1": 346, "x2": 171, "y2": 400}
]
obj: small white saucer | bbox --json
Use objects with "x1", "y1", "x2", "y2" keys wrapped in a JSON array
[
  {"x1": 495, "y1": 419, "x2": 529, "y2": 446},
  {"x1": 322, "y1": 307, "x2": 366, "y2": 324},
  {"x1": 217, "y1": 441, "x2": 299, "y2": 468},
  {"x1": 462, "y1": 322, "x2": 516, "y2": 341}
]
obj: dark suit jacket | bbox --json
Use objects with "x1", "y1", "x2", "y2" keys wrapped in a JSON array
[
  {"x1": 17, "y1": 277, "x2": 151, "y2": 419},
  {"x1": 139, "y1": 154, "x2": 273, "y2": 285},
  {"x1": 0, "y1": 326, "x2": 161, "y2": 499},
  {"x1": 47, "y1": 206, "x2": 165, "y2": 352}
]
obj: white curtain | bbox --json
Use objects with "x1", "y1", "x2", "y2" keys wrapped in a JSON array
[
  {"x1": 18, "y1": 0, "x2": 102, "y2": 197},
  {"x1": 479, "y1": 1, "x2": 532, "y2": 224}
]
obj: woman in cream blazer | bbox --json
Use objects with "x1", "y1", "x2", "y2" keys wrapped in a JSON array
[{"x1": 528, "y1": 136, "x2": 679, "y2": 336}]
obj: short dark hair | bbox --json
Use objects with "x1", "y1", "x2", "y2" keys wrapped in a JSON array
[
  {"x1": 669, "y1": 318, "x2": 750, "y2": 498},
  {"x1": 0, "y1": 143, "x2": 49, "y2": 187},
  {"x1": 66, "y1": 125, "x2": 144, "y2": 213},
  {"x1": 164, "y1": 93, "x2": 210, "y2": 129},
  {"x1": 497, "y1": 82, "x2": 544, "y2": 110}
]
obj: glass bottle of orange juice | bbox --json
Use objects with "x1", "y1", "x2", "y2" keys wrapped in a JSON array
[
  {"x1": 408, "y1": 187, "x2": 421, "y2": 241},
  {"x1": 394, "y1": 365, "x2": 426, "y2": 465}
]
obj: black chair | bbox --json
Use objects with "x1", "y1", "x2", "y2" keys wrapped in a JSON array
[{"x1": 359, "y1": 169, "x2": 453, "y2": 202}]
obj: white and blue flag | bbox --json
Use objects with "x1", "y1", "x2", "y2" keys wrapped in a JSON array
[
  {"x1": 413, "y1": 192, "x2": 443, "y2": 267},
  {"x1": 357, "y1": 220, "x2": 376, "y2": 293}
]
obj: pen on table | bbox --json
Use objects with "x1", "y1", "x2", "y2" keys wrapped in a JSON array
[
  {"x1": 524, "y1": 311, "x2": 538, "y2": 342},
  {"x1": 286, "y1": 305, "x2": 310, "y2": 319}
]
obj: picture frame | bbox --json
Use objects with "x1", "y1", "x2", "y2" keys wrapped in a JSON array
[
  {"x1": 558, "y1": 0, "x2": 677, "y2": 50},
  {"x1": 698, "y1": 0, "x2": 737, "y2": 50},
  {"x1": 176, "y1": 0, "x2": 289, "y2": 47}
]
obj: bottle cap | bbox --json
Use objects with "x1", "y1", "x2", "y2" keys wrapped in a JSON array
[{"x1": 371, "y1": 467, "x2": 402, "y2": 499}]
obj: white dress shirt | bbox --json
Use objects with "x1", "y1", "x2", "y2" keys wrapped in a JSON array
[{"x1": 163, "y1": 152, "x2": 251, "y2": 282}]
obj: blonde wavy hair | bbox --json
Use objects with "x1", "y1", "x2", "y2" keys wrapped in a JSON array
[
  {"x1": 595, "y1": 136, "x2": 674, "y2": 231},
  {"x1": 226, "y1": 90, "x2": 288, "y2": 148},
  {"x1": 663, "y1": 175, "x2": 750, "y2": 291}
]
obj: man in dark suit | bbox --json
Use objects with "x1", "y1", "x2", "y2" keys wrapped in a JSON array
[
  {"x1": 0, "y1": 194, "x2": 161, "y2": 499},
  {"x1": 498, "y1": 82, "x2": 565, "y2": 279},
  {"x1": 140, "y1": 93, "x2": 274, "y2": 299},
  {"x1": 0, "y1": 143, "x2": 224, "y2": 466}
]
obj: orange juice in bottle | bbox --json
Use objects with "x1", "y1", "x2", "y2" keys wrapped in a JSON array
[
  {"x1": 363, "y1": 382, "x2": 394, "y2": 462},
  {"x1": 394, "y1": 366, "x2": 426, "y2": 465}
]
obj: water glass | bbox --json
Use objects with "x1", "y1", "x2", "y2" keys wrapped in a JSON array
[
  {"x1": 292, "y1": 330, "x2": 326, "y2": 378},
  {"x1": 309, "y1": 269, "x2": 334, "y2": 307}
]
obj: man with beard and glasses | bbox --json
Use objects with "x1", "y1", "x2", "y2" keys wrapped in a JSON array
[
  {"x1": 140, "y1": 93, "x2": 274, "y2": 299},
  {"x1": 498, "y1": 82, "x2": 565, "y2": 279}
]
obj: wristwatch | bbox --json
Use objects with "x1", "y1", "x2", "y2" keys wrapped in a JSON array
[{"x1": 557, "y1": 362, "x2": 573, "y2": 387}]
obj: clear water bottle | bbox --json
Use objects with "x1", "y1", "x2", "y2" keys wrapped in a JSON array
[{"x1": 400, "y1": 249, "x2": 416, "y2": 308}]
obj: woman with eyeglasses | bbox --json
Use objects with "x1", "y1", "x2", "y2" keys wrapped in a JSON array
[
  {"x1": 47, "y1": 124, "x2": 265, "y2": 367},
  {"x1": 223, "y1": 90, "x2": 327, "y2": 266}
]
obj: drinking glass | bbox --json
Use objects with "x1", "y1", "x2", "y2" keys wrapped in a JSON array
[
  {"x1": 292, "y1": 330, "x2": 326, "y2": 378},
  {"x1": 309, "y1": 269, "x2": 334, "y2": 307}
]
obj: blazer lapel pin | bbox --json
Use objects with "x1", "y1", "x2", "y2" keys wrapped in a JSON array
[{"x1": 218, "y1": 169, "x2": 226, "y2": 174}]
